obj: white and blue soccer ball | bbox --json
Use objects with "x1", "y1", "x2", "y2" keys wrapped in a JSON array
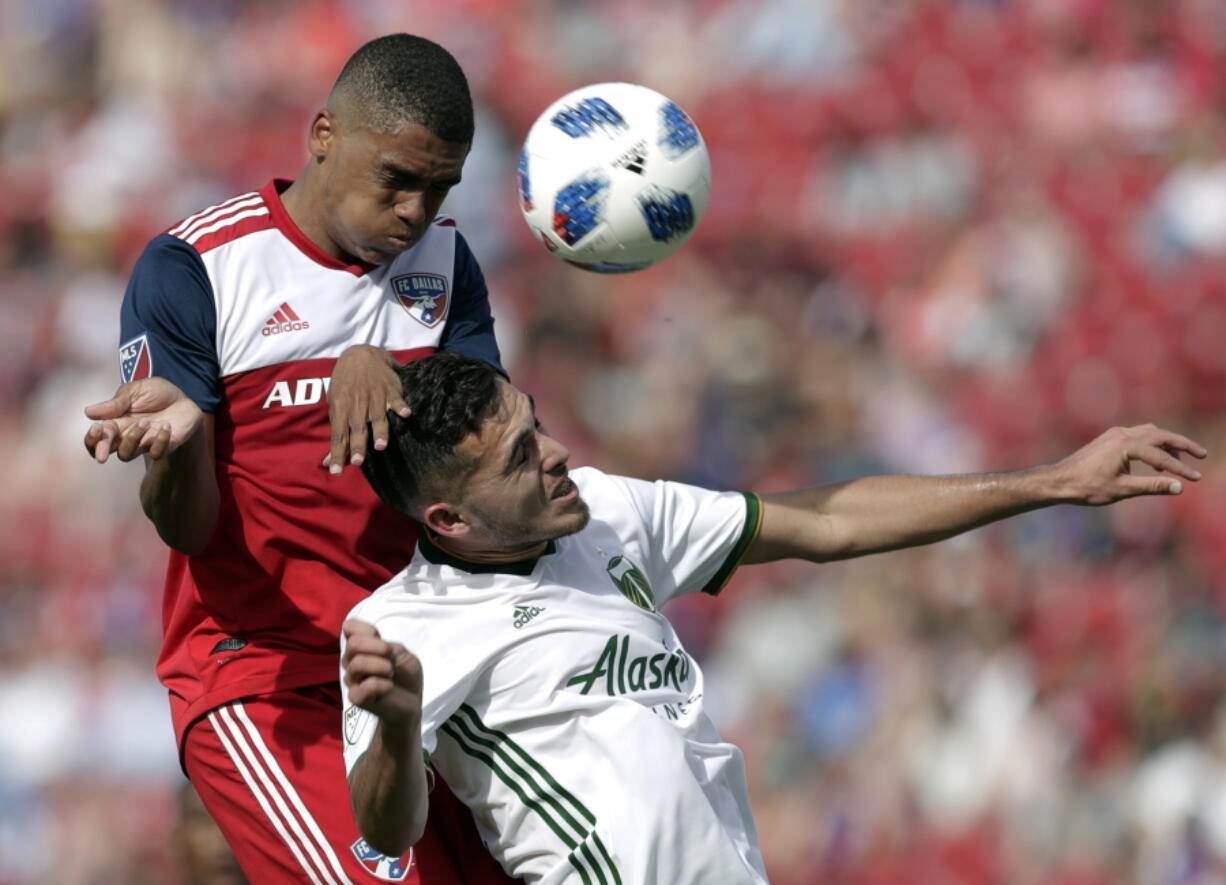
[{"x1": 517, "y1": 82, "x2": 711, "y2": 274}]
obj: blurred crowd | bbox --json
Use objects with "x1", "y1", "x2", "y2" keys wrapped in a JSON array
[{"x1": 1, "y1": 0, "x2": 1225, "y2": 882}]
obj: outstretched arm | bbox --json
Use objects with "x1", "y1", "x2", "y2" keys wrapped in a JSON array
[
  {"x1": 745, "y1": 424, "x2": 1207, "y2": 565},
  {"x1": 343, "y1": 619, "x2": 430, "y2": 857}
]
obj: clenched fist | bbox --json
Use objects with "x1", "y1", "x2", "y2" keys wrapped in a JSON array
[{"x1": 342, "y1": 619, "x2": 423, "y2": 729}]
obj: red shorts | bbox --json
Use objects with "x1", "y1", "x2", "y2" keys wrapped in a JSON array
[{"x1": 184, "y1": 685, "x2": 516, "y2": 884}]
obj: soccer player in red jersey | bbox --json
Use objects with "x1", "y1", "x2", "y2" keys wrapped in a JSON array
[{"x1": 83, "y1": 34, "x2": 519, "y2": 885}]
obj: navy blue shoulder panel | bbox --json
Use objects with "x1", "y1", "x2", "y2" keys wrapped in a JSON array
[
  {"x1": 439, "y1": 231, "x2": 505, "y2": 376},
  {"x1": 119, "y1": 234, "x2": 221, "y2": 411}
]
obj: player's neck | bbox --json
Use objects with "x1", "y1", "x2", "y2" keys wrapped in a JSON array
[
  {"x1": 280, "y1": 171, "x2": 344, "y2": 262},
  {"x1": 426, "y1": 531, "x2": 550, "y2": 568}
]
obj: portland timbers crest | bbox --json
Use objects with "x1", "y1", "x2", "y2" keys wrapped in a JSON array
[{"x1": 606, "y1": 555, "x2": 655, "y2": 611}]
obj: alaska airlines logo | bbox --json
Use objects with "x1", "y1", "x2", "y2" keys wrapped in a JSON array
[
  {"x1": 261, "y1": 376, "x2": 331, "y2": 409},
  {"x1": 606, "y1": 555, "x2": 654, "y2": 611},
  {"x1": 566, "y1": 634, "x2": 692, "y2": 697}
]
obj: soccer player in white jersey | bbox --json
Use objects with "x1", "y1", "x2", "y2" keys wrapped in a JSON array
[{"x1": 341, "y1": 353, "x2": 1207, "y2": 884}]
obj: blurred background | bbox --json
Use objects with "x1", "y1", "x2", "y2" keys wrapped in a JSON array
[{"x1": 1, "y1": 0, "x2": 1225, "y2": 882}]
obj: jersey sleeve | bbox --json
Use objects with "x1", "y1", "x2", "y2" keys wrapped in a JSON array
[
  {"x1": 340, "y1": 600, "x2": 478, "y2": 778},
  {"x1": 119, "y1": 234, "x2": 221, "y2": 411},
  {"x1": 439, "y1": 231, "x2": 505, "y2": 375},
  {"x1": 611, "y1": 474, "x2": 763, "y2": 606}
]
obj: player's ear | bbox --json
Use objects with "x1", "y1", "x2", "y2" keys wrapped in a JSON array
[
  {"x1": 308, "y1": 110, "x2": 337, "y2": 160},
  {"x1": 421, "y1": 501, "x2": 470, "y2": 539}
]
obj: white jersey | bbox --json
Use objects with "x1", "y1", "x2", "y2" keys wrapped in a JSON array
[{"x1": 342, "y1": 467, "x2": 767, "y2": 885}]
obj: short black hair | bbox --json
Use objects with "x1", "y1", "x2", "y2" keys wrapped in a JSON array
[
  {"x1": 329, "y1": 33, "x2": 474, "y2": 142},
  {"x1": 362, "y1": 352, "x2": 502, "y2": 518}
]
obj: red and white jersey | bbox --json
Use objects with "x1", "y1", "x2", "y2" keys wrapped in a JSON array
[{"x1": 119, "y1": 179, "x2": 503, "y2": 746}]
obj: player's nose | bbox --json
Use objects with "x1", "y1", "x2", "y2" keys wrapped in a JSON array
[
  {"x1": 540, "y1": 434, "x2": 570, "y2": 474},
  {"x1": 393, "y1": 193, "x2": 426, "y2": 226}
]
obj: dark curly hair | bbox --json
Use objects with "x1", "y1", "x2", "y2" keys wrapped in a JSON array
[
  {"x1": 329, "y1": 33, "x2": 474, "y2": 142},
  {"x1": 361, "y1": 352, "x2": 502, "y2": 518}
]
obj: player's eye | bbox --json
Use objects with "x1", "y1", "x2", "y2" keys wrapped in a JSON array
[
  {"x1": 520, "y1": 435, "x2": 540, "y2": 467},
  {"x1": 379, "y1": 170, "x2": 422, "y2": 192}
]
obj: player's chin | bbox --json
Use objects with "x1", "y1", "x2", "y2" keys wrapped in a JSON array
[
  {"x1": 353, "y1": 237, "x2": 406, "y2": 264},
  {"x1": 355, "y1": 246, "x2": 395, "y2": 265},
  {"x1": 554, "y1": 496, "x2": 591, "y2": 536}
]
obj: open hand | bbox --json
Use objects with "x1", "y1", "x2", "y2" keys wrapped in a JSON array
[
  {"x1": 324, "y1": 345, "x2": 411, "y2": 474},
  {"x1": 1054, "y1": 423, "x2": 1208, "y2": 506},
  {"x1": 342, "y1": 619, "x2": 423, "y2": 728},
  {"x1": 84, "y1": 377, "x2": 205, "y2": 463}
]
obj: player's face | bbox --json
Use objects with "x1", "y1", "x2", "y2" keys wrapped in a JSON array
[
  {"x1": 314, "y1": 117, "x2": 468, "y2": 265},
  {"x1": 452, "y1": 383, "x2": 590, "y2": 551}
]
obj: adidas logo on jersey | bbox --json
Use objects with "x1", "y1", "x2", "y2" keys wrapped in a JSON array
[
  {"x1": 262, "y1": 302, "x2": 310, "y2": 336},
  {"x1": 513, "y1": 604, "x2": 544, "y2": 629}
]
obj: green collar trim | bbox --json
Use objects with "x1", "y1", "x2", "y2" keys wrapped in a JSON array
[{"x1": 417, "y1": 532, "x2": 556, "y2": 577}]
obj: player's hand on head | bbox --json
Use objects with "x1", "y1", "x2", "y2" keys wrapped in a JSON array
[
  {"x1": 1055, "y1": 423, "x2": 1208, "y2": 506},
  {"x1": 324, "y1": 345, "x2": 411, "y2": 475},
  {"x1": 83, "y1": 377, "x2": 205, "y2": 464},
  {"x1": 342, "y1": 619, "x2": 423, "y2": 727}
]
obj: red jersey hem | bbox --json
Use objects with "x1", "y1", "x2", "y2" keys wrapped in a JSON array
[{"x1": 173, "y1": 662, "x2": 344, "y2": 756}]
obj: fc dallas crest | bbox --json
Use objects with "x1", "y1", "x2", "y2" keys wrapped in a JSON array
[
  {"x1": 351, "y1": 838, "x2": 414, "y2": 881},
  {"x1": 391, "y1": 273, "x2": 450, "y2": 328}
]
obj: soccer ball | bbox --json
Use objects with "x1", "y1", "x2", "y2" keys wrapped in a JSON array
[{"x1": 517, "y1": 82, "x2": 711, "y2": 273}]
